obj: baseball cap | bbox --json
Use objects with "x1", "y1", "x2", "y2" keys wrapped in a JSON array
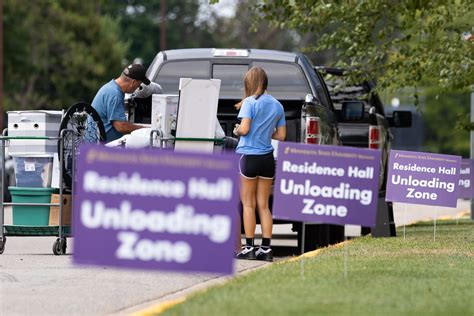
[{"x1": 122, "y1": 64, "x2": 150, "y2": 85}]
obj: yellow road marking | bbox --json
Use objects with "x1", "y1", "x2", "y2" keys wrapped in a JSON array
[{"x1": 131, "y1": 297, "x2": 186, "y2": 316}]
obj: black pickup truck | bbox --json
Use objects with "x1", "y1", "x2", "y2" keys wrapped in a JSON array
[
  {"x1": 128, "y1": 48, "x2": 343, "y2": 251},
  {"x1": 318, "y1": 67, "x2": 412, "y2": 235}
]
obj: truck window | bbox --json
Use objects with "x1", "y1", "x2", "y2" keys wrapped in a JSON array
[
  {"x1": 154, "y1": 61, "x2": 210, "y2": 94},
  {"x1": 212, "y1": 64, "x2": 249, "y2": 99},
  {"x1": 252, "y1": 61, "x2": 311, "y2": 100},
  {"x1": 311, "y1": 68, "x2": 333, "y2": 109},
  {"x1": 327, "y1": 79, "x2": 373, "y2": 112}
]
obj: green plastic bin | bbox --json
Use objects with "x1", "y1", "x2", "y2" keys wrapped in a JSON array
[{"x1": 9, "y1": 187, "x2": 58, "y2": 226}]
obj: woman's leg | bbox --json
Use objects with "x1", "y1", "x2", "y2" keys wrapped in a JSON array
[
  {"x1": 256, "y1": 177, "x2": 273, "y2": 239},
  {"x1": 255, "y1": 176, "x2": 274, "y2": 261},
  {"x1": 235, "y1": 209, "x2": 242, "y2": 252},
  {"x1": 240, "y1": 175, "x2": 258, "y2": 240}
]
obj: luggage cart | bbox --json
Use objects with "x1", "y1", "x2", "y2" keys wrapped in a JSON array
[{"x1": 0, "y1": 129, "x2": 74, "y2": 255}]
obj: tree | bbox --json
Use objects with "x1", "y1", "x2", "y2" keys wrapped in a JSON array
[
  {"x1": 100, "y1": 0, "x2": 307, "y2": 66},
  {"x1": 98, "y1": 0, "x2": 220, "y2": 67},
  {"x1": 422, "y1": 89, "x2": 470, "y2": 156},
  {"x1": 248, "y1": 0, "x2": 474, "y2": 155},
  {"x1": 249, "y1": 1, "x2": 474, "y2": 92},
  {"x1": 208, "y1": 0, "x2": 299, "y2": 51},
  {"x1": 4, "y1": 0, "x2": 128, "y2": 110}
]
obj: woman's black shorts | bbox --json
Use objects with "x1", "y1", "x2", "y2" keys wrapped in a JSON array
[{"x1": 239, "y1": 152, "x2": 275, "y2": 179}]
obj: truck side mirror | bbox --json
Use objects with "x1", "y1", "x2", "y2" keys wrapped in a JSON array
[
  {"x1": 389, "y1": 110, "x2": 412, "y2": 128},
  {"x1": 341, "y1": 101, "x2": 365, "y2": 121}
]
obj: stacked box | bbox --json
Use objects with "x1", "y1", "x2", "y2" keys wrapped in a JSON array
[
  {"x1": 49, "y1": 194, "x2": 72, "y2": 226},
  {"x1": 7, "y1": 110, "x2": 63, "y2": 156},
  {"x1": 7, "y1": 111, "x2": 64, "y2": 227}
]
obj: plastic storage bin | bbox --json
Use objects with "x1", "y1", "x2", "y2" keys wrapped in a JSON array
[
  {"x1": 13, "y1": 156, "x2": 53, "y2": 187},
  {"x1": 7, "y1": 110, "x2": 62, "y2": 155},
  {"x1": 10, "y1": 187, "x2": 58, "y2": 226}
]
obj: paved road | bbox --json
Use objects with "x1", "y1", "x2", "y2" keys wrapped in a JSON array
[
  {"x1": 0, "y1": 200, "x2": 471, "y2": 315},
  {"x1": 0, "y1": 206, "x2": 271, "y2": 315},
  {"x1": 0, "y1": 236, "x2": 269, "y2": 316}
]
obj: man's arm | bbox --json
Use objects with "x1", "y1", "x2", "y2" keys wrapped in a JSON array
[{"x1": 112, "y1": 120, "x2": 144, "y2": 134}]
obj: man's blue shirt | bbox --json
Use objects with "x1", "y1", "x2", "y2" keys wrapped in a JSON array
[
  {"x1": 91, "y1": 80, "x2": 127, "y2": 142},
  {"x1": 236, "y1": 94, "x2": 285, "y2": 155}
]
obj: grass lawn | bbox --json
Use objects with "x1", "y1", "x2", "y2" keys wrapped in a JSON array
[{"x1": 160, "y1": 219, "x2": 473, "y2": 316}]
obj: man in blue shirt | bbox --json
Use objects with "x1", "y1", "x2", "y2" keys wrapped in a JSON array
[{"x1": 92, "y1": 64, "x2": 150, "y2": 142}]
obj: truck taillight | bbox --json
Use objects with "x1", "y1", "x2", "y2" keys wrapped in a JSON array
[
  {"x1": 369, "y1": 125, "x2": 381, "y2": 149},
  {"x1": 306, "y1": 117, "x2": 321, "y2": 144}
]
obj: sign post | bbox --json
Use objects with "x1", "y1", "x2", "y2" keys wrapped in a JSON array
[
  {"x1": 459, "y1": 159, "x2": 474, "y2": 223},
  {"x1": 72, "y1": 145, "x2": 240, "y2": 275},
  {"x1": 459, "y1": 159, "x2": 474, "y2": 199},
  {"x1": 273, "y1": 143, "x2": 381, "y2": 226},
  {"x1": 386, "y1": 150, "x2": 462, "y2": 240},
  {"x1": 272, "y1": 143, "x2": 381, "y2": 277},
  {"x1": 471, "y1": 85, "x2": 474, "y2": 220}
]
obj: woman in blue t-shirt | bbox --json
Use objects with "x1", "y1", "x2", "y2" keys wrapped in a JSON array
[{"x1": 233, "y1": 67, "x2": 286, "y2": 262}]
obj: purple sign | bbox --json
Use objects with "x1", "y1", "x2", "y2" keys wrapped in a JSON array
[
  {"x1": 459, "y1": 159, "x2": 473, "y2": 199},
  {"x1": 386, "y1": 150, "x2": 461, "y2": 207},
  {"x1": 272, "y1": 143, "x2": 381, "y2": 227},
  {"x1": 72, "y1": 145, "x2": 240, "y2": 275}
]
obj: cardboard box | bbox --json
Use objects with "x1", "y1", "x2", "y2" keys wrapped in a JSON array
[{"x1": 49, "y1": 194, "x2": 72, "y2": 226}]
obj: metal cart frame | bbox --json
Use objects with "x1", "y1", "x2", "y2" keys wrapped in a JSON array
[
  {"x1": 149, "y1": 129, "x2": 226, "y2": 150},
  {"x1": 0, "y1": 129, "x2": 74, "y2": 255}
]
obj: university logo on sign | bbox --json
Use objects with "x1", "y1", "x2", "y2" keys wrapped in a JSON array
[
  {"x1": 386, "y1": 150, "x2": 462, "y2": 207},
  {"x1": 272, "y1": 143, "x2": 381, "y2": 227},
  {"x1": 72, "y1": 145, "x2": 240, "y2": 275}
]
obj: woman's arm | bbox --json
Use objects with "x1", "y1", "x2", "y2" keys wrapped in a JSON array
[
  {"x1": 272, "y1": 125, "x2": 286, "y2": 141},
  {"x1": 236, "y1": 118, "x2": 251, "y2": 136}
]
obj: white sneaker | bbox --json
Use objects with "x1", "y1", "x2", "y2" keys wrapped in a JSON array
[
  {"x1": 234, "y1": 246, "x2": 256, "y2": 260},
  {"x1": 255, "y1": 247, "x2": 273, "y2": 262}
]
